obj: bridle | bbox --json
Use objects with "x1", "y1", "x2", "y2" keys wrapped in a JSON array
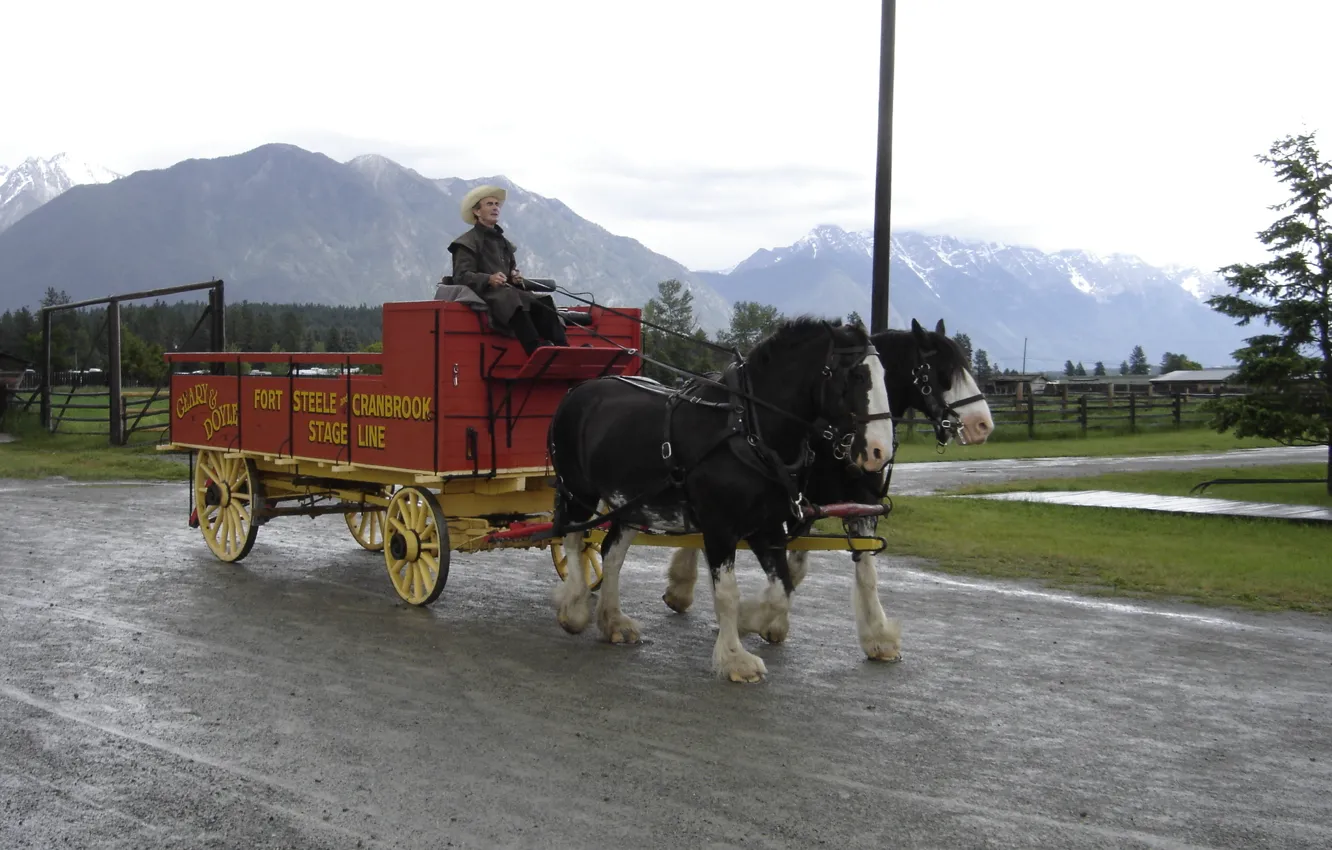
[
  {"x1": 910, "y1": 347, "x2": 986, "y2": 448},
  {"x1": 810, "y1": 339, "x2": 896, "y2": 465}
]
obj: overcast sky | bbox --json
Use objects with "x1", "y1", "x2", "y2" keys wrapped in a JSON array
[{"x1": 6, "y1": 0, "x2": 1330, "y2": 272}]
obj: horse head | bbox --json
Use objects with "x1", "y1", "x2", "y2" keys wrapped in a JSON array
[
  {"x1": 903, "y1": 318, "x2": 994, "y2": 446},
  {"x1": 746, "y1": 318, "x2": 895, "y2": 474}
]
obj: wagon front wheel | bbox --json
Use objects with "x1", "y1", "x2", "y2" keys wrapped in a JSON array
[
  {"x1": 383, "y1": 486, "x2": 450, "y2": 606},
  {"x1": 552, "y1": 537, "x2": 603, "y2": 592},
  {"x1": 194, "y1": 449, "x2": 263, "y2": 563}
]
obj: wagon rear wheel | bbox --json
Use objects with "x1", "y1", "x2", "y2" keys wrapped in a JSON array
[
  {"x1": 345, "y1": 486, "x2": 395, "y2": 551},
  {"x1": 383, "y1": 486, "x2": 450, "y2": 606},
  {"x1": 193, "y1": 449, "x2": 263, "y2": 563},
  {"x1": 552, "y1": 537, "x2": 603, "y2": 592}
]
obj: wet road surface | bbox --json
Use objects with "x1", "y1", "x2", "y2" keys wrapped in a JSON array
[
  {"x1": 892, "y1": 444, "x2": 1327, "y2": 495},
  {"x1": 2, "y1": 477, "x2": 1330, "y2": 849}
]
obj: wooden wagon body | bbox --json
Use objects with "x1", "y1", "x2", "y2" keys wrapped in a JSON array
[{"x1": 161, "y1": 297, "x2": 886, "y2": 606}]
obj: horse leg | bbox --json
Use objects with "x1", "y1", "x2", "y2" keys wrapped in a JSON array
[
  {"x1": 737, "y1": 547, "x2": 808, "y2": 641},
  {"x1": 552, "y1": 487, "x2": 597, "y2": 635},
  {"x1": 744, "y1": 534, "x2": 798, "y2": 645},
  {"x1": 662, "y1": 547, "x2": 699, "y2": 614},
  {"x1": 594, "y1": 523, "x2": 641, "y2": 644},
  {"x1": 704, "y1": 531, "x2": 766, "y2": 683},
  {"x1": 846, "y1": 516, "x2": 901, "y2": 662}
]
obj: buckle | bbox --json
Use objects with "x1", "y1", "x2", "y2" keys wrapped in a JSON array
[{"x1": 661, "y1": 441, "x2": 672, "y2": 459}]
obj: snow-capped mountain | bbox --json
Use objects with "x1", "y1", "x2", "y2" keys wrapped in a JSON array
[
  {"x1": 0, "y1": 153, "x2": 122, "y2": 232},
  {"x1": 0, "y1": 145, "x2": 731, "y2": 330},
  {"x1": 696, "y1": 225, "x2": 1248, "y2": 369}
]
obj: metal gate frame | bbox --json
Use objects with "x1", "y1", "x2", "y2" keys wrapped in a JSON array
[{"x1": 38, "y1": 279, "x2": 226, "y2": 444}]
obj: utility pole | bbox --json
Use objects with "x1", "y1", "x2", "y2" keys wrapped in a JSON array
[
  {"x1": 1022, "y1": 338, "x2": 1028, "y2": 374},
  {"x1": 869, "y1": 0, "x2": 897, "y2": 335}
]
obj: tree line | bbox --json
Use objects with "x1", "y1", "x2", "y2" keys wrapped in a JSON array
[{"x1": 0, "y1": 288, "x2": 384, "y2": 384}]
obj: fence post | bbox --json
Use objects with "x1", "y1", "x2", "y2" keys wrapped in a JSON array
[
  {"x1": 1173, "y1": 393, "x2": 1182, "y2": 428},
  {"x1": 108, "y1": 300, "x2": 124, "y2": 446},
  {"x1": 40, "y1": 308, "x2": 52, "y2": 431},
  {"x1": 208, "y1": 282, "x2": 226, "y2": 376},
  {"x1": 1129, "y1": 392, "x2": 1136, "y2": 433},
  {"x1": 1079, "y1": 394, "x2": 1088, "y2": 434},
  {"x1": 1027, "y1": 392, "x2": 1035, "y2": 439}
]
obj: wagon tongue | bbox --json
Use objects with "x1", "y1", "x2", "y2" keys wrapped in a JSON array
[{"x1": 799, "y1": 502, "x2": 890, "y2": 520}]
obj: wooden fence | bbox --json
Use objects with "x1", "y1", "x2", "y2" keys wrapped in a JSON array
[
  {"x1": 898, "y1": 390, "x2": 1237, "y2": 441},
  {"x1": 4, "y1": 386, "x2": 170, "y2": 443}
]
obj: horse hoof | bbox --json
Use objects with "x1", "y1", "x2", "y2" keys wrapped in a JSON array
[
  {"x1": 759, "y1": 626, "x2": 788, "y2": 644},
  {"x1": 662, "y1": 590, "x2": 692, "y2": 614},
  {"x1": 866, "y1": 647, "x2": 902, "y2": 663},
  {"x1": 557, "y1": 607, "x2": 590, "y2": 634},
  {"x1": 610, "y1": 628, "x2": 641, "y2": 645},
  {"x1": 715, "y1": 650, "x2": 767, "y2": 684}
]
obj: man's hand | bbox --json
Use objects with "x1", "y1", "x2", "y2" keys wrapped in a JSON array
[
  {"x1": 512, "y1": 268, "x2": 525, "y2": 283},
  {"x1": 488, "y1": 272, "x2": 507, "y2": 287}
]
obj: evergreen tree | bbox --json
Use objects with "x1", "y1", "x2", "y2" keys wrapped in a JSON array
[
  {"x1": 974, "y1": 349, "x2": 993, "y2": 380},
  {"x1": 1128, "y1": 345, "x2": 1150, "y2": 375},
  {"x1": 1093, "y1": 361, "x2": 1106, "y2": 377},
  {"x1": 1074, "y1": 361, "x2": 1087, "y2": 376},
  {"x1": 1063, "y1": 360, "x2": 1076, "y2": 377},
  {"x1": 845, "y1": 310, "x2": 865, "y2": 329},
  {"x1": 716, "y1": 301, "x2": 783, "y2": 356},
  {"x1": 1119, "y1": 360, "x2": 1130, "y2": 376},
  {"x1": 642, "y1": 280, "x2": 717, "y2": 383},
  {"x1": 953, "y1": 332, "x2": 974, "y2": 371},
  {"x1": 1206, "y1": 131, "x2": 1332, "y2": 493}
]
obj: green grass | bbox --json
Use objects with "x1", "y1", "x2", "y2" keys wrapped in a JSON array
[
  {"x1": 952, "y1": 463, "x2": 1331, "y2": 507},
  {"x1": 893, "y1": 427, "x2": 1286, "y2": 463},
  {"x1": 858, "y1": 495, "x2": 1332, "y2": 613},
  {"x1": 0, "y1": 412, "x2": 186, "y2": 481}
]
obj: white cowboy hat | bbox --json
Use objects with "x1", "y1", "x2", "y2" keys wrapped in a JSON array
[{"x1": 460, "y1": 184, "x2": 507, "y2": 224}]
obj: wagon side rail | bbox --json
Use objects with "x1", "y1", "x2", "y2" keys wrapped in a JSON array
[{"x1": 164, "y1": 352, "x2": 385, "y2": 367}]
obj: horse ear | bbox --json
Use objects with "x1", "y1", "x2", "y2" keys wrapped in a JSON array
[
  {"x1": 911, "y1": 318, "x2": 928, "y2": 345},
  {"x1": 935, "y1": 318, "x2": 946, "y2": 336}
]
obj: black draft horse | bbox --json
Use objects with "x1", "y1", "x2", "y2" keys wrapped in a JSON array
[
  {"x1": 662, "y1": 318, "x2": 995, "y2": 661},
  {"x1": 547, "y1": 317, "x2": 896, "y2": 683}
]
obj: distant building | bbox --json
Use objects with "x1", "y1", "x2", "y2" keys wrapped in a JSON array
[
  {"x1": 1150, "y1": 368, "x2": 1239, "y2": 394},
  {"x1": 985, "y1": 373, "x2": 1048, "y2": 396}
]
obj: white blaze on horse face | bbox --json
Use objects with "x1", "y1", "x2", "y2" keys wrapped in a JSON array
[
  {"x1": 856, "y1": 353, "x2": 895, "y2": 472},
  {"x1": 945, "y1": 368, "x2": 994, "y2": 445}
]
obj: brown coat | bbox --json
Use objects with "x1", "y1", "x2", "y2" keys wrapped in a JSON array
[{"x1": 448, "y1": 223, "x2": 550, "y2": 327}]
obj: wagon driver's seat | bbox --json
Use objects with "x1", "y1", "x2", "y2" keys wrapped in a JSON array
[{"x1": 432, "y1": 276, "x2": 592, "y2": 337}]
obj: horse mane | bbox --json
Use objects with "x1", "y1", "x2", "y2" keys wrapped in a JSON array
[{"x1": 746, "y1": 316, "x2": 864, "y2": 367}]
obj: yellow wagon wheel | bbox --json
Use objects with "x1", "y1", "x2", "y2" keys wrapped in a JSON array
[
  {"x1": 345, "y1": 486, "x2": 395, "y2": 551},
  {"x1": 383, "y1": 486, "x2": 450, "y2": 606},
  {"x1": 193, "y1": 449, "x2": 264, "y2": 563},
  {"x1": 551, "y1": 536, "x2": 604, "y2": 592}
]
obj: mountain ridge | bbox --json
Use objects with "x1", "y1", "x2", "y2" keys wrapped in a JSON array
[
  {"x1": 0, "y1": 144, "x2": 1250, "y2": 367},
  {"x1": 695, "y1": 224, "x2": 1245, "y2": 369}
]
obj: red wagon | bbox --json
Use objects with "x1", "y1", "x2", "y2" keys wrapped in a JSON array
[{"x1": 161, "y1": 296, "x2": 886, "y2": 606}]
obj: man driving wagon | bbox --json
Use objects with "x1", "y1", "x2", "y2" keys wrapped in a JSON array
[{"x1": 448, "y1": 185, "x2": 570, "y2": 355}]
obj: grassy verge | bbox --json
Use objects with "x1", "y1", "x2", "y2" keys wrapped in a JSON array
[
  {"x1": 820, "y1": 461, "x2": 1332, "y2": 614},
  {"x1": 952, "y1": 463, "x2": 1331, "y2": 508},
  {"x1": 893, "y1": 427, "x2": 1286, "y2": 463},
  {"x1": 857, "y1": 495, "x2": 1332, "y2": 613},
  {"x1": 0, "y1": 413, "x2": 186, "y2": 482}
]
